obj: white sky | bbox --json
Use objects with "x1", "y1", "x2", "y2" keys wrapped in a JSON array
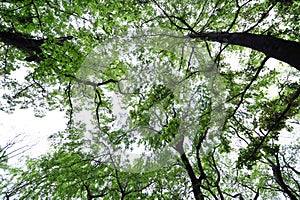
[
  {"x1": 0, "y1": 108, "x2": 66, "y2": 166},
  {"x1": 0, "y1": 32, "x2": 298, "y2": 170},
  {"x1": 0, "y1": 54, "x2": 296, "y2": 166}
]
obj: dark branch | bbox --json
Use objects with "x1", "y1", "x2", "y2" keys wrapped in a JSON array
[{"x1": 188, "y1": 32, "x2": 300, "y2": 70}]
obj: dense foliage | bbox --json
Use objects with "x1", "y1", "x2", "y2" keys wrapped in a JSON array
[{"x1": 0, "y1": 0, "x2": 299, "y2": 199}]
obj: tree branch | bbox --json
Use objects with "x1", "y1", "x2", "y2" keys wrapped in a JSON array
[{"x1": 188, "y1": 32, "x2": 300, "y2": 70}]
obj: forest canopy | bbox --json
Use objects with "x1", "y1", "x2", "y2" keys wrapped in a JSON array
[{"x1": 0, "y1": 0, "x2": 299, "y2": 199}]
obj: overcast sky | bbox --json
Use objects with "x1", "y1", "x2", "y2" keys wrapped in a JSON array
[
  {"x1": 0, "y1": 43, "x2": 297, "y2": 169},
  {"x1": 0, "y1": 108, "x2": 66, "y2": 166}
]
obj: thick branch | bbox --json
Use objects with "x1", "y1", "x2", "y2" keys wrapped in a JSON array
[
  {"x1": 175, "y1": 138, "x2": 203, "y2": 200},
  {"x1": 0, "y1": 30, "x2": 44, "y2": 54},
  {"x1": 188, "y1": 32, "x2": 300, "y2": 70},
  {"x1": 268, "y1": 156, "x2": 298, "y2": 200},
  {"x1": 0, "y1": 30, "x2": 73, "y2": 62}
]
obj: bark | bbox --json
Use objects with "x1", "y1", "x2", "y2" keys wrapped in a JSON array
[
  {"x1": 175, "y1": 139, "x2": 203, "y2": 200},
  {"x1": 0, "y1": 31, "x2": 44, "y2": 52},
  {"x1": 0, "y1": 30, "x2": 72, "y2": 62},
  {"x1": 2, "y1": 30, "x2": 299, "y2": 70},
  {"x1": 268, "y1": 157, "x2": 298, "y2": 200},
  {"x1": 188, "y1": 32, "x2": 300, "y2": 70}
]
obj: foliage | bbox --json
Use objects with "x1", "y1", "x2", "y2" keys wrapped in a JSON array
[{"x1": 0, "y1": 0, "x2": 299, "y2": 200}]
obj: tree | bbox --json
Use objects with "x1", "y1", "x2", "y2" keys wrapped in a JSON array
[
  {"x1": 188, "y1": 32, "x2": 300, "y2": 69},
  {"x1": 0, "y1": 134, "x2": 35, "y2": 199},
  {"x1": 0, "y1": 0, "x2": 299, "y2": 199}
]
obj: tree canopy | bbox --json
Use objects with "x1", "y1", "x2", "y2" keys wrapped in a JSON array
[{"x1": 0, "y1": 0, "x2": 299, "y2": 199}]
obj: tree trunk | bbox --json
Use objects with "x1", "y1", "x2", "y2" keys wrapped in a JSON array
[
  {"x1": 175, "y1": 139, "x2": 204, "y2": 200},
  {"x1": 188, "y1": 32, "x2": 300, "y2": 71},
  {"x1": 2, "y1": 30, "x2": 300, "y2": 70},
  {"x1": 0, "y1": 31, "x2": 44, "y2": 54},
  {"x1": 0, "y1": 30, "x2": 72, "y2": 62}
]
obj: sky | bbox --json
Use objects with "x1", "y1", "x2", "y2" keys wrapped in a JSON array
[
  {"x1": 0, "y1": 108, "x2": 66, "y2": 166},
  {"x1": 0, "y1": 34, "x2": 298, "y2": 170}
]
